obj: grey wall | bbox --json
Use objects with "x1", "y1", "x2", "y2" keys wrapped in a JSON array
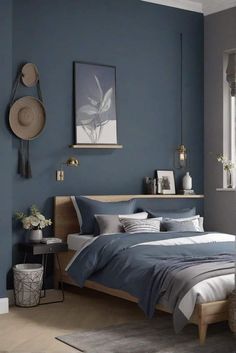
[
  {"x1": 205, "y1": 7, "x2": 236, "y2": 233},
  {"x1": 0, "y1": 0, "x2": 204, "y2": 294},
  {"x1": 0, "y1": 0, "x2": 12, "y2": 297}
]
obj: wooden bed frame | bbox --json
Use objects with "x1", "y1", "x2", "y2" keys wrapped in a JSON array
[{"x1": 54, "y1": 195, "x2": 229, "y2": 345}]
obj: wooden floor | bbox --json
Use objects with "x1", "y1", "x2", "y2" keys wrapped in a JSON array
[{"x1": 0, "y1": 288, "x2": 147, "y2": 352}]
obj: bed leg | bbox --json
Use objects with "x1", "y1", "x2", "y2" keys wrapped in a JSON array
[{"x1": 198, "y1": 322, "x2": 208, "y2": 345}]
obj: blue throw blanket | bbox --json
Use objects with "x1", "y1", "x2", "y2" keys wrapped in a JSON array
[{"x1": 67, "y1": 232, "x2": 235, "y2": 331}]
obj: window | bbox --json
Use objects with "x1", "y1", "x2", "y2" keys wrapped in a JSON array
[{"x1": 223, "y1": 52, "x2": 236, "y2": 187}]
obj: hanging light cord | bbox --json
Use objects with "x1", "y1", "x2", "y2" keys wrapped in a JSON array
[{"x1": 180, "y1": 32, "x2": 183, "y2": 145}]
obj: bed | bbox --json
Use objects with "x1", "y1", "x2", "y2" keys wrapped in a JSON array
[{"x1": 54, "y1": 195, "x2": 232, "y2": 345}]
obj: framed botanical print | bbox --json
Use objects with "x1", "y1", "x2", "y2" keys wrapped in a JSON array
[
  {"x1": 156, "y1": 170, "x2": 176, "y2": 195},
  {"x1": 74, "y1": 61, "x2": 117, "y2": 145}
]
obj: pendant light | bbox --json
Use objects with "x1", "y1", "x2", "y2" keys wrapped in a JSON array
[{"x1": 175, "y1": 33, "x2": 187, "y2": 169}]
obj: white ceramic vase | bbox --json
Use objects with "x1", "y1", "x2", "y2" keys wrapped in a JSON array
[
  {"x1": 29, "y1": 229, "x2": 43, "y2": 242},
  {"x1": 183, "y1": 172, "x2": 192, "y2": 190}
]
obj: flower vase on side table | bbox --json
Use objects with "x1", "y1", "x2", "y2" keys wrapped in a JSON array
[
  {"x1": 29, "y1": 229, "x2": 43, "y2": 242},
  {"x1": 15, "y1": 205, "x2": 52, "y2": 243}
]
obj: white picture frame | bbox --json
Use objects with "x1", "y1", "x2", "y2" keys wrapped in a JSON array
[{"x1": 156, "y1": 170, "x2": 176, "y2": 195}]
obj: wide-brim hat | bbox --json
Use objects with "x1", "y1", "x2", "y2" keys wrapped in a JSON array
[
  {"x1": 9, "y1": 96, "x2": 46, "y2": 140},
  {"x1": 21, "y1": 63, "x2": 39, "y2": 87}
]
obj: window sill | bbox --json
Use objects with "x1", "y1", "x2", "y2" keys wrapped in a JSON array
[{"x1": 216, "y1": 188, "x2": 236, "y2": 192}]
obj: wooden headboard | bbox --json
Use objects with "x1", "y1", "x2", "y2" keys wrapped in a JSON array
[
  {"x1": 54, "y1": 196, "x2": 78, "y2": 241},
  {"x1": 54, "y1": 194, "x2": 204, "y2": 241}
]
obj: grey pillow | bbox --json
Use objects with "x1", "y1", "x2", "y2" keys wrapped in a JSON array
[
  {"x1": 95, "y1": 212, "x2": 148, "y2": 235},
  {"x1": 121, "y1": 218, "x2": 161, "y2": 234},
  {"x1": 163, "y1": 216, "x2": 204, "y2": 232},
  {"x1": 146, "y1": 207, "x2": 196, "y2": 219},
  {"x1": 95, "y1": 214, "x2": 122, "y2": 235},
  {"x1": 72, "y1": 196, "x2": 136, "y2": 235},
  {"x1": 163, "y1": 218, "x2": 203, "y2": 232}
]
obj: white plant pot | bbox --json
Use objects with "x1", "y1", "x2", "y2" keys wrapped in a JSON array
[{"x1": 29, "y1": 229, "x2": 43, "y2": 242}]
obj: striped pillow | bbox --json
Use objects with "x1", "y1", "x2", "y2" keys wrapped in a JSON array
[{"x1": 120, "y1": 218, "x2": 162, "y2": 234}]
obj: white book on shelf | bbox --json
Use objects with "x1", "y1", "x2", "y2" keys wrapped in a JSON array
[{"x1": 40, "y1": 237, "x2": 62, "y2": 244}]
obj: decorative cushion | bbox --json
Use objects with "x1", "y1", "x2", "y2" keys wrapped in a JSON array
[
  {"x1": 146, "y1": 207, "x2": 196, "y2": 219},
  {"x1": 162, "y1": 216, "x2": 204, "y2": 232},
  {"x1": 95, "y1": 212, "x2": 148, "y2": 235},
  {"x1": 120, "y1": 218, "x2": 162, "y2": 234},
  {"x1": 71, "y1": 196, "x2": 136, "y2": 235}
]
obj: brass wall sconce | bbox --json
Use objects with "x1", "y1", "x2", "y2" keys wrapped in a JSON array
[{"x1": 56, "y1": 157, "x2": 79, "y2": 181}]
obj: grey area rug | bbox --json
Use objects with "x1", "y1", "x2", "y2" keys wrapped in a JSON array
[{"x1": 56, "y1": 315, "x2": 236, "y2": 353}]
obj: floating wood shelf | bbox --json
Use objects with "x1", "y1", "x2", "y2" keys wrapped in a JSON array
[
  {"x1": 69, "y1": 144, "x2": 123, "y2": 149},
  {"x1": 86, "y1": 194, "x2": 204, "y2": 200},
  {"x1": 216, "y1": 188, "x2": 236, "y2": 192},
  {"x1": 135, "y1": 194, "x2": 204, "y2": 199}
]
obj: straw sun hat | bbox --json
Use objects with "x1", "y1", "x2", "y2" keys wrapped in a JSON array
[{"x1": 9, "y1": 96, "x2": 46, "y2": 140}]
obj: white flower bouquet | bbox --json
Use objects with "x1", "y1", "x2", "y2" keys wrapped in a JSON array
[
  {"x1": 15, "y1": 205, "x2": 52, "y2": 230},
  {"x1": 217, "y1": 154, "x2": 235, "y2": 188},
  {"x1": 217, "y1": 154, "x2": 235, "y2": 172}
]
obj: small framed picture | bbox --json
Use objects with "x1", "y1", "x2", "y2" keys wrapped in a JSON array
[{"x1": 156, "y1": 170, "x2": 176, "y2": 195}]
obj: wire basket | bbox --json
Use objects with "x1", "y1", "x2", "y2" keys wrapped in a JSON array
[
  {"x1": 13, "y1": 264, "x2": 43, "y2": 307},
  {"x1": 228, "y1": 290, "x2": 236, "y2": 333}
]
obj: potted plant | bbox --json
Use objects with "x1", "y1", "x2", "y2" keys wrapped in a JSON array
[
  {"x1": 15, "y1": 205, "x2": 52, "y2": 242},
  {"x1": 217, "y1": 155, "x2": 235, "y2": 188}
]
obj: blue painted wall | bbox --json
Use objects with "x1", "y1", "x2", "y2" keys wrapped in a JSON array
[
  {"x1": 1, "y1": 0, "x2": 204, "y2": 293},
  {"x1": 0, "y1": 0, "x2": 12, "y2": 297}
]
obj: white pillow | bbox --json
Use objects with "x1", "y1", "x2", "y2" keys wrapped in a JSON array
[
  {"x1": 118, "y1": 212, "x2": 148, "y2": 220},
  {"x1": 164, "y1": 215, "x2": 200, "y2": 222}
]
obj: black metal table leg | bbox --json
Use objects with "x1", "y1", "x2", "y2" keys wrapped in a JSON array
[
  {"x1": 55, "y1": 253, "x2": 65, "y2": 302},
  {"x1": 39, "y1": 253, "x2": 64, "y2": 305},
  {"x1": 41, "y1": 254, "x2": 47, "y2": 298}
]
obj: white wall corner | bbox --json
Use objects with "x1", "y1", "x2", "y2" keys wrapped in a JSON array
[
  {"x1": 0, "y1": 297, "x2": 9, "y2": 314},
  {"x1": 204, "y1": 1, "x2": 236, "y2": 16},
  {"x1": 141, "y1": 0, "x2": 203, "y2": 13},
  {"x1": 141, "y1": 0, "x2": 236, "y2": 16}
]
